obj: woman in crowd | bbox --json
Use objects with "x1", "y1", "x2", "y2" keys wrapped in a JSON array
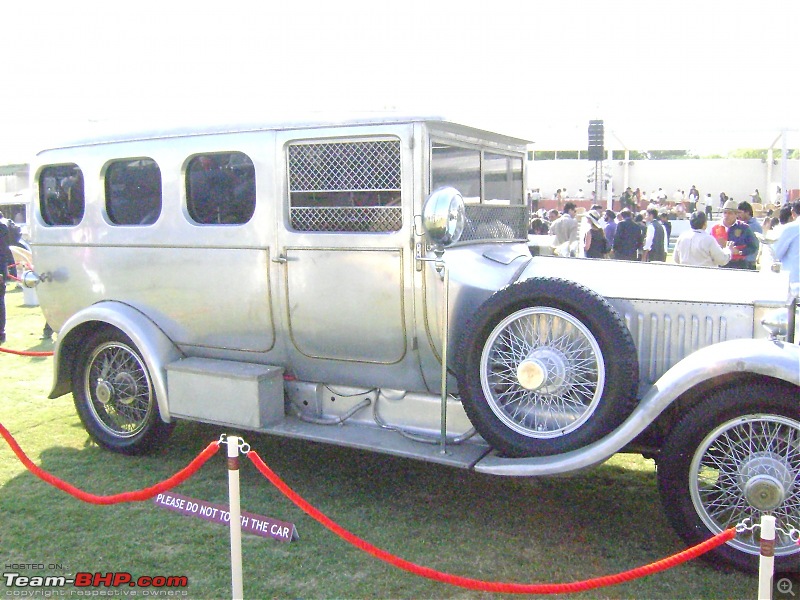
[{"x1": 584, "y1": 210, "x2": 609, "y2": 258}]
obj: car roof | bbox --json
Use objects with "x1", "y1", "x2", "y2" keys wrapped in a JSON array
[{"x1": 35, "y1": 113, "x2": 530, "y2": 154}]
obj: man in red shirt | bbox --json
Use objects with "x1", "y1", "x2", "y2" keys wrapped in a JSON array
[{"x1": 711, "y1": 199, "x2": 759, "y2": 269}]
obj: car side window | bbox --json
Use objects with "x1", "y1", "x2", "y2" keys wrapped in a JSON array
[
  {"x1": 39, "y1": 164, "x2": 85, "y2": 226},
  {"x1": 484, "y1": 152, "x2": 524, "y2": 204},
  {"x1": 186, "y1": 152, "x2": 256, "y2": 225},
  {"x1": 287, "y1": 139, "x2": 402, "y2": 232},
  {"x1": 105, "y1": 158, "x2": 162, "y2": 226}
]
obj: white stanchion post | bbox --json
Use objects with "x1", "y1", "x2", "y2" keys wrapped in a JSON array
[
  {"x1": 758, "y1": 514, "x2": 776, "y2": 600},
  {"x1": 227, "y1": 436, "x2": 244, "y2": 600}
]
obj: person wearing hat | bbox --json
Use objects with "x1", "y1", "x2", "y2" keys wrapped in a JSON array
[
  {"x1": 713, "y1": 199, "x2": 760, "y2": 270},
  {"x1": 583, "y1": 210, "x2": 609, "y2": 258}
]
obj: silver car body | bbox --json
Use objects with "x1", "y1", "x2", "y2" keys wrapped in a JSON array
[{"x1": 29, "y1": 115, "x2": 798, "y2": 474}]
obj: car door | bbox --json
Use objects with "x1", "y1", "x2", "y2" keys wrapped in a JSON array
[{"x1": 275, "y1": 126, "x2": 420, "y2": 387}]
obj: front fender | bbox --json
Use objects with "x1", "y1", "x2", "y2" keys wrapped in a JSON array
[
  {"x1": 474, "y1": 338, "x2": 800, "y2": 476},
  {"x1": 49, "y1": 301, "x2": 183, "y2": 422}
]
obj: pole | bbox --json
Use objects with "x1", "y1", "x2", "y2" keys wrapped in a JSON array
[
  {"x1": 781, "y1": 129, "x2": 788, "y2": 204},
  {"x1": 594, "y1": 161, "x2": 601, "y2": 206},
  {"x1": 228, "y1": 436, "x2": 244, "y2": 600},
  {"x1": 757, "y1": 514, "x2": 776, "y2": 600},
  {"x1": 439, "y1": 264, "x2": 449, "y2": 455},
  {"x1": 623, "y1": 149, "x2": 630, "y2": 198},
  {"x1": 606, "y1": 147, "x2": 613, "y2": 210}
]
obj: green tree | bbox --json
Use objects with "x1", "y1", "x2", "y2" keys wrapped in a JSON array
[
  {"x1": 646, "y1": 150, "x2": 699, "y2": 160},
  {"x1": 727, "y1": 148, "x2": 799, "y2": 159}
]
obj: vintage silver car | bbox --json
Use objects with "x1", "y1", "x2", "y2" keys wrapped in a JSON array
[{"x1": 25, "y1": 115, "x2": 799, "y2": 574}]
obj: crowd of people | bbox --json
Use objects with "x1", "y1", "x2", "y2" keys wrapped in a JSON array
[
  {"x1": 532, "y1": 184, "x2": 776, "y2": 223},
  {"x1": 532, "y1": 202, "x2": 644, "y2": 261},
  {"x1": 616, "y1": 185, "x2": 767, "y2": 220},
  {"x1": 528, "y1": 198, "x2": 800, "y2": 293},
  {"x1": 533, "y1": 202, "x2": 674, "y2": 263}
]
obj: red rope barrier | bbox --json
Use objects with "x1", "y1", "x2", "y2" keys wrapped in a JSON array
[
  {"x1": 0, "y1": 347, "x2": 54, "y2": 357},
  {"x1": 247, "y1": 450, "x2": 737, "y2": 594},
  {"x1": 0, "y1": 421, "x2": 744, "y2": 593},
  {"x1": 0, "y1": 423, "x2": 220, "y2": 504}
]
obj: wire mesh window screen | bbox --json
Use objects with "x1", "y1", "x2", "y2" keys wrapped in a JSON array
[
  {"x1": 460, "y1": 205, "x2": 528, "y2": 242},
  {"x1": 288, "y1": 140, "x2": 402, "y2": 233},
  {"x1": 290, "y1": 206, "x2": 402, "y2": 232}
]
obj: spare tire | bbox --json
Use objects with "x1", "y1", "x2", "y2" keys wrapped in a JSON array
[{"x1": 457, "y1": 277, "x2": 639, "y2": 457}]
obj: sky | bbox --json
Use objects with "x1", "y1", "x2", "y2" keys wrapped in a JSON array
[{"x1": 1, "y1": 0, "x2": 797, "y2": 164}]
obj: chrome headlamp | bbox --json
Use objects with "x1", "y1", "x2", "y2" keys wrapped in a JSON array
[
  {"x1": 422, "y1": 187, "x2": 466, "y2": 246},
  {"x1": 760, "y1": 308, "x2": 789, "y2": 340}
]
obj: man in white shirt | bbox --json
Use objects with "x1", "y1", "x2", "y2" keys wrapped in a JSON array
[
  {"x1": 550, "y1": 202, "x2": 579, "y2": 257},
  {"x1": 703, "y1": 193, "x2": 714, "y2": 218},
  {"x1": 673, "y1": 211, "x2": 731, "y2": 267},
  {"x1": 642, "y1": 208, "x2": 668, "y2": 262}
]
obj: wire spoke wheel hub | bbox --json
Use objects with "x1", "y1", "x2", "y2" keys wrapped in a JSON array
[
  {"x1": 691, "y1": 414, "x2": 800, "y2": 557},
  {"x1": 85, "y1": 342, "x2": 153, "y2": 438},
  {"x1": 480, "y1": 307, "x2": 604, "y2": 439}
]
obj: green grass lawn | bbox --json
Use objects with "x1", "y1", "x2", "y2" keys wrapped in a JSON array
[{"x1": 0, "y1": 285, "x2": 759, "y2": 599}]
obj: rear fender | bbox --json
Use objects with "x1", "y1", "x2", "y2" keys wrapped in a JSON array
[
  {"x1": 49, "y1": 301, "x2": 183, "y2": 422},
  {"x1": 474, "y1": 338, "x2": 800, "y2": 475}
]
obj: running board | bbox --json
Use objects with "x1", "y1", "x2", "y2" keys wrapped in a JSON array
[{"x1": 261, "y1": 415, "x2": 491, "y2": 469}]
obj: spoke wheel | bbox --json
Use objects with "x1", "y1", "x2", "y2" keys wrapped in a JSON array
[
  {"x1": 691, "y1": 415, "x2": 800, "y2": 558},
  {"x1": 480, "y1": 307, "x2": 604, "y2": 439},
  {"x1": 84, "y1": 341, "x2": 153, "y2": 438},
  {"x1": 658, "y1": 382, "x2": 800, "y2": 573},
  {"x1": 73, "y1": 328, "x2": 173, "y2": 454},
  {"x1": 458, "y1": 278, "x2": 639, "y2": 457}
]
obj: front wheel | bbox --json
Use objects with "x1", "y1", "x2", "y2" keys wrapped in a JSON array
[
  {"x1": 73, "y1": 328, "x2": 174, "y2": 454},
  {"x1": 457, "y1": 278, "x2": 639, "y2": 457},
  {"x1": 657, "y1": 382, "x2": 800, "y2": 574}
]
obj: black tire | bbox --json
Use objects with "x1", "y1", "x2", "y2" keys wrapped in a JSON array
[
  {"x1": 72, "y1": 328, "x2": 174, "y2": 454},
  {"x1": 657, "y1": 382, "x2": 800, "y2": 574},
  {"x1": 457, "y1": 277, "x2": 639, "y2": 457}
]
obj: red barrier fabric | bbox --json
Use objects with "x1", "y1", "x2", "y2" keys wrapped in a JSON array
[
  {"x1": 0, "y1": 423, "x2": 219, "y2": 504},
  {"x1": 247, "y1": 450, "x2": 737, "y2": 594},
  {"x1": 0, "y1": 420, "x2": 742, "y2": 593},
  {"x1": 0, "y1": 347, "x2": 54, "y2": 357}
]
